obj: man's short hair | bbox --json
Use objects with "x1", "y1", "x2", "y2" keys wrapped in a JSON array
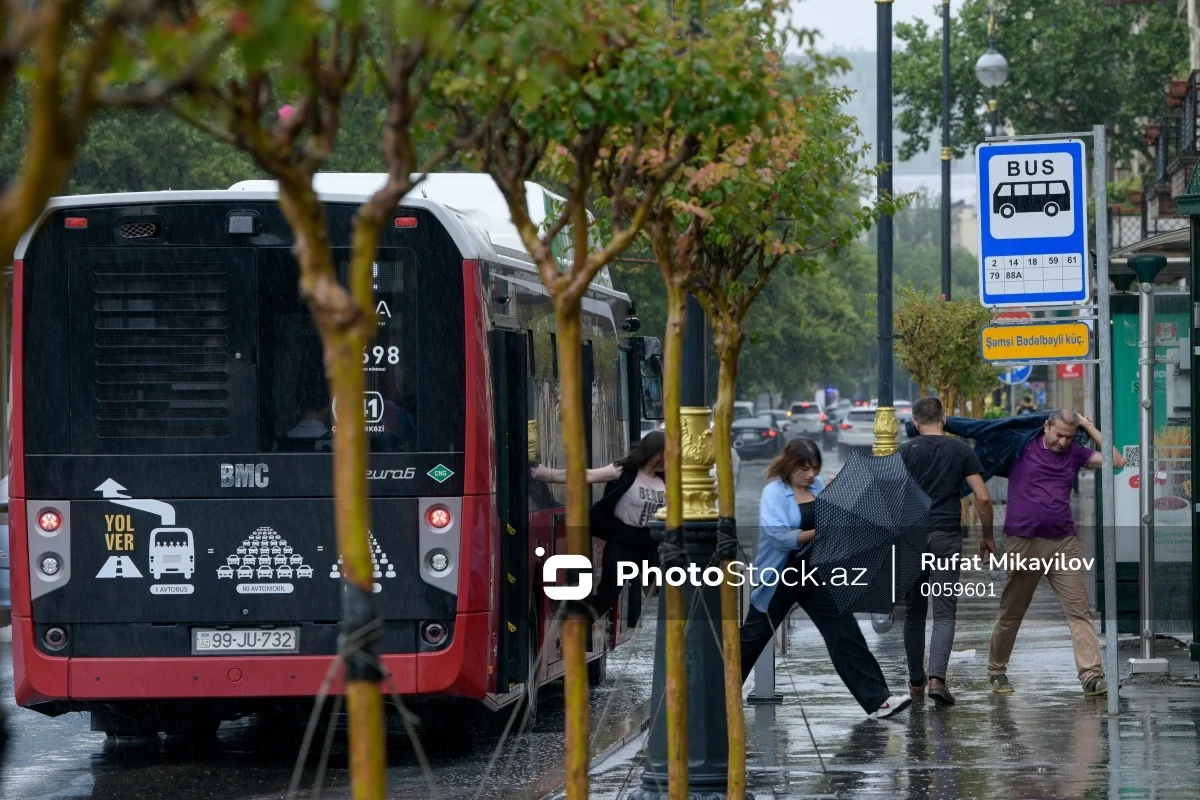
[
  {"x1": 1047, "y1": 408, "x2": 1078, "y2": 428},
  {"x1": 912, "y1": 396, "x2": 944, "y2": 427}
]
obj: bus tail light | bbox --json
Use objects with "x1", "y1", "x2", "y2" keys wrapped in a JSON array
[
  {"x1": 418, "y1": 496, "x2": 461, "y2": 596},
  {"x1": 426, "y1": 506, "x2": 452, "y2": 530},
  {"x1": 64, "y1": 217, "x2": 88, "y2": 229},
  {"x1": 38, "y1": 509, "x2": 63, "y2": 532},
  {"x1": 27, "y1": 501, "x2": 72, "y2": 599},
  {"x1": 394, "y1": 216, "x2": 418, "y2": 228}
]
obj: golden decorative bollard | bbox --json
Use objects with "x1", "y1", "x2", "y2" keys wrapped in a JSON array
[
  {"x1": 657, "y1": 406, "x2": 719, "y2": 523},
  {"x1": 872, "y1": 406, "x2": 900, "y2": 456}
]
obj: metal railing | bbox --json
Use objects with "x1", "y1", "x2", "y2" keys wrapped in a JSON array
[{"x1": 1182, "y1": 72, "x2": 1199, "y2": 157}]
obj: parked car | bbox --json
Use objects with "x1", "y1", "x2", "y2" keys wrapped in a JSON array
[
  {"x1": 837, "y1": 406, "x2": 880, "y2": 460},
  {"x1": 732, "y1": 414, "x2": 784, "y2": 460},
  {"x1": 733, "y1": 401, "x2": 755, "y2": 421},
  {"x1": 786, "y1": 401, "x2": 825, "y2": 436}
]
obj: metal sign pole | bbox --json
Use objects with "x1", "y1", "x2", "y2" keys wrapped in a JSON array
[
  {"x1": 1129, "y1": 253, "x2": 1170, "y2": 674},
  {"x1": 1093, "y1": 125, "x2": 1121, "y2": 714}
]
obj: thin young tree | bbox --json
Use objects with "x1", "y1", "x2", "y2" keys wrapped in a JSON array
[
  {"x1": 445, "y1": 2, "x2": 737, "y2": 795},
  {"x1": 119, "y1": 2, "x2": 498, "y2": 796},
  {"x1": 688, "y1": 84, "x2": 891, "y2": 774},
  {"x1": 595, "y1": 3, "x2": 790, "y2": 792}
]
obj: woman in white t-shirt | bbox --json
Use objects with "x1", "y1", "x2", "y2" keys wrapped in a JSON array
[{"x1": 531, "y1": 431, "x2": 664, "y2": 621}]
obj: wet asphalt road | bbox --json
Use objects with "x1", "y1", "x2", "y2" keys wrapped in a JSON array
[{"x1": 0, "y1": 447, "x2": 812, "y2": 800}]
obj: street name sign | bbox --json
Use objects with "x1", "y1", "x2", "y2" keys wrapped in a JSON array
[
  {"x1": 980, "y1": 320, "x2": 1091, "y2": 362},
  {"x1": 976, "y1": 139, "x2": 1090, "y2": 308}
]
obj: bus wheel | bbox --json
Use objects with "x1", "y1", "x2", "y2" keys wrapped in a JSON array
[
  {"x1": 999, "y1": 204, "x2": 1015, "y2": 219},
  {"x1": 1044, "y1": 203, "x2": 1059, "y2": 217}
]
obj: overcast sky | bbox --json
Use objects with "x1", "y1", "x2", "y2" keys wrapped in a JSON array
[{"x1": 788, "y1": 0, "x2": 967, "y2": 53}]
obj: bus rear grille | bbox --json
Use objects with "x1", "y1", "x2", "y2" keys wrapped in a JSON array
[{"x1": 91, "y1": 264, "x2": 230, "y2": 439}]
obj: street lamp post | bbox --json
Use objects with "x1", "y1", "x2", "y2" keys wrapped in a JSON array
[
  {"x1": 974, "y1": 1, "x2": 1009, "y2": 139},
  {"x1": 941, "y1": 0, "x2": 952, "y2": 300},
  {"x1": 873, "y1": 0, "x2": 898, "y2": 456}
]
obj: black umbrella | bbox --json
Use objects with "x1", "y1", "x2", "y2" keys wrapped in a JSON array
[{"x1": 807, "y1": 450, "x2": 930, "y2": 614}]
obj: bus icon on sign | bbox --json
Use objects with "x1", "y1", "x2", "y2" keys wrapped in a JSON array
[{"x1": 993, "y1": 180, "x2": 1070, "y2": 219}]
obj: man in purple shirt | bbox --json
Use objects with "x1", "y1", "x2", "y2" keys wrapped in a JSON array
[{"x1": 987, "y1": 408, "x2": 1126, "y2": 696}]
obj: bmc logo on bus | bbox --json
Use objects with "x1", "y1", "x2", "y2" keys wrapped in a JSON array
[{"x1": 220, "y1": 463, "x2": 270, "y2": 488}]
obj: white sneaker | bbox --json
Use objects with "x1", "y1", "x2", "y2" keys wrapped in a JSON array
[{"x1": 871, "y1": 694, "x2": 912, "y2": 719}]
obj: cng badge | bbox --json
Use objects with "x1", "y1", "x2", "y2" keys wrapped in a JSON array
[{"x1": 427, "y1": 464, "x2": 454, "y2": 483}]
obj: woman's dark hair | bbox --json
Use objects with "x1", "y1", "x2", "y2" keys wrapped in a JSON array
[
  {"x1": 617, "y1": 430, "x2": 665, "y2": 471},
  {"x1": 764, "y1": 437, "x2": 822, "y2": 482}
]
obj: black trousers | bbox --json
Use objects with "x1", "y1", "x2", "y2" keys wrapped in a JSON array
[
  {"x1": 587, "y1": 529, "x2": 658, "y2": 622},
  {"x1": 739, "y1": 553, "x2": 892, "y2": 714}
]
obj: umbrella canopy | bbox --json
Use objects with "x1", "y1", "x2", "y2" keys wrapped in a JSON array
[{"x1": 809, "y1": 450, "x2": 930, "y2": 614}]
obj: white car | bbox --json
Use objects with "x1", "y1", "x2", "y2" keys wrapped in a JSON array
[
  {"x1": 237, "y1": 546, "x2": 247, "y2": 555},
  {"x1": 787, "y1": 401, "x2": 825, "y2": 436},
  {"x1": 242, "y1": 555, "x2": 256, "y2": 567},
  {"x1": 283, "y1": 546, "x2": 293, "y2": 555},
  {"x1": 837, "y1": 406, "x2": 881, "y2": 459},
  {"x1": 217, "y1": 566, "x2": 234, "y2": 579},
  {"x1": 237, "y1": 566, "x2": 254, "y2": 579},
  {"x1": 276, "y1": 565, "x2": 294, "y2": 579},
  {"x1": 256, "y1": 565, "x2": 273, "y2": 579},
  {"x1": 274, "y1": 555, "x2": 287, "y2": 565},
  {"x1": 290, "y1": 554, "x2": 304, "y2": 565},
  {"x1": 258, "y1": 555, "x2": 271, "y2": 566},
  {"x1": 297, "y1": 565, "x2": 314, "y2": 578},
  {"x1": 226, "y1": 555, "x2": 240, "y2": 566}
]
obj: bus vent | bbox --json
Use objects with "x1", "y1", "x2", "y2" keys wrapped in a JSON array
[
  {"x1": 118, "y1": 222, "x2": 159, "y2": 239},
  {"x1": 91, "y1": 263, "x2": 231, "y2": 439}
]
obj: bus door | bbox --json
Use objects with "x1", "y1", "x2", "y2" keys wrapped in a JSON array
[{"x1": 488, "y1": 330, "x2": 531, "y2": 693}]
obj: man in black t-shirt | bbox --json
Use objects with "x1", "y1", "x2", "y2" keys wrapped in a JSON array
[{"x1": 897, "y1": 396, "x2": 993, "y2": 706}]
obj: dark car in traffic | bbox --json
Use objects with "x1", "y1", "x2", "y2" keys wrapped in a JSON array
[{"x1": 732, "y1": 414, "x2": 784, "y2": 460}]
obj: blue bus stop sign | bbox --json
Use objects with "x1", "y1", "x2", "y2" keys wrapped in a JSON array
[
  {"x1": 976, "y1": 139, "x2": 1090, "y2": 308},
  {"x1": 999, "y1": 364, "x2": 1032, "y2": 385}
]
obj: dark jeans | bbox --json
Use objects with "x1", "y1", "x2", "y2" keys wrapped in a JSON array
[
  {"x1": 739, "y1": 553, "x2": 892, "y2": 714},
  {"x1": 587, "y1": 529, "x2": 658, "y2": 622},
  {"x1": 904, "y1": 529, "x2": 964, "y2": 685}
]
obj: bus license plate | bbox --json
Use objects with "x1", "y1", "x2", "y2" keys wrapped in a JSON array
[{"x1": 192, "y1": 628, "x2": 299, "y2": 654}]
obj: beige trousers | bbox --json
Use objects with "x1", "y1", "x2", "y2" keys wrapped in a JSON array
[{"x1": 986, "y1": 534, "x2": 1103, "y2": 686}]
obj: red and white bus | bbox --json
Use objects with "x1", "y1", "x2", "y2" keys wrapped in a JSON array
[{"x1": 8, "y1": 173, "x2": 661, "y2": 736}]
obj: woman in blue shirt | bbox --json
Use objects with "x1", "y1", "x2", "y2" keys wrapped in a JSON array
[{"x1": 740, "y1": 438, "x2": 910, "y2": 719}]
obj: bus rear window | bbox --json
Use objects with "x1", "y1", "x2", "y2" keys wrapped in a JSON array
[{"x1": 258, "y1": 247, "x2": 464, "y2": 454}]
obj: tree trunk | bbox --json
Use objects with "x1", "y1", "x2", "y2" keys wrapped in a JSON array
[
  {"x1": 551, "y1": 295, "x2": 592, "y2": 800},
  {"x1": 276, "y1": 184, "x2": 386, "y2": 798},
  {"x1": 714, "y1": 338, "x2": 745, "y2": 798},
  {"x1": 662, "y1": 277, "x2": 688, "y2": 799}
]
